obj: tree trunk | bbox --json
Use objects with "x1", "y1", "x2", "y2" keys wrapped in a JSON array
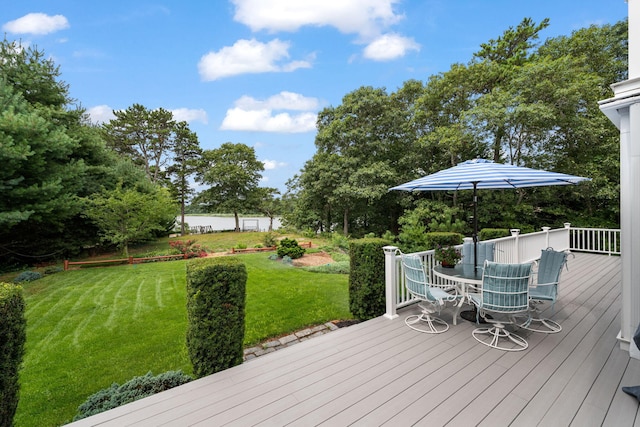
[
  {"x1": 234, "y1": 211, "x2": 240, "y2": 232},
  {"x1": 343, "y1": 209, "x2": 349, "y2": 236},
  {"x1": 180, "y1": 194, "x2": 186, "y2": 235}
]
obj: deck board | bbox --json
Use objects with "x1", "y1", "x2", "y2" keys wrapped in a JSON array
[{"x1": 68, "y1": 253, "x2": 640, "y2": 427}]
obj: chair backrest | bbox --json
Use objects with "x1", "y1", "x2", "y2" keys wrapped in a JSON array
[
  {"x1": 462, "y1": 241, "x2": 495, "y2": 266},
  {"x1": 401, "y1": 254, "x2": 433, "y2": 301},
  {"x1": 537, "y1": 248, "x2": 568, "y2": 287},
  {"x1": 481, "y1": 261, "x2": 532, "y2": 313}
]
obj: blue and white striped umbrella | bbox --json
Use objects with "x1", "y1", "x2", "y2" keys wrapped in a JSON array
[
  {"x1": 390, "y1": 158, "x2": 590, "y2": 268},
  {"x1": 389, "y1": 158, "x2": 590, "y2": 191}
]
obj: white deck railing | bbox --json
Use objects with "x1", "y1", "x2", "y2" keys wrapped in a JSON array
[{"x1": 383, "y1": 224, "x2": 621, "y2": 319}]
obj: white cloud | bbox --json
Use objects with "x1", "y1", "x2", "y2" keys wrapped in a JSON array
[
  {"x1": 87, "y1": 105, "x2": 115, "y2": 124},
  {"x1": 198, "y1": 38, "x2": 312, "y2": 81},
  {"x1": 221, "y1": 108, "x2": 317, "y2": 133},
  {"x1": 221, "y1": 91, "x2": 319, "y2": 132},
  {"x1": 262, "y1": 159, "x2": 288, "y2": 170},
  {"x1": 232, "y1": 0, "x2": 403, "y2": 40},
  {"x1": 235, "y1": 91, "x2": 320, "y2": 111},
  {"x1": 171, "y1": 108, "x2": 208, "y2": 124},
  {"x1": 3, "y1": 13, "x2": 69, "y2": 35},
  {"x1": 363, "y1": 33, "x2": 420, "y2": 61}
]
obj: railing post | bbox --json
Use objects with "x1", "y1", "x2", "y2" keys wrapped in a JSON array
[
  {"x1": 64, "y1": 260, "x2": 69, "y2": 271},
  {"x1": 542, "y1": 226, "x2": 551, "y2": 249},
  {"x1": 510, "y1": 229, "x2": 520, "y2": 263},
  {"x1": 383, "y1": 246, "x2": 399, "y2": 319},
  {"x1": 564, "y1": 222, "x2": 571, "y2": 252}
]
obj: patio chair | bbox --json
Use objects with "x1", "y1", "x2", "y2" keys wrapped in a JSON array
[
  {"x1": 461, "y1": 241, "x2": 495, "y2": 267},
  {"x1": 516, "y1": 247, "x2": 569, "y2": 333},
  {"x1": 400, "y1": 252, "x2": 458, "y2": 333},
  {"x1": 470, "y1": 260, "x2": 533, "y2": 351}
]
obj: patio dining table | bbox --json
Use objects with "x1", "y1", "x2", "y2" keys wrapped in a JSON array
[{"x1": 432, "y1": 263, "x2": 483, "y2": 325}]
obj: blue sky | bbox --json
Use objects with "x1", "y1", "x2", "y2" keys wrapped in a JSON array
[{"x1": 2, "y1": 1, "x2": 629, "y2": 192}]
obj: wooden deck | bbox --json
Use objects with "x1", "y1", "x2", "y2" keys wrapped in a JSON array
[{"x1": 68, "y1": 253, "x2": 640, "y2": 426}]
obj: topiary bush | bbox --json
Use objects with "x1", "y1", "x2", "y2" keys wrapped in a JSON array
[
  {"x1": 186, "y1": 257, "x2": 247, "y2": 378},
  {"x1": 277, "y1": 238, "x2": 305, "y2": 259},
  {"x1": 72, "y1": 371, "x2": 193, "y2": 421},
  {"x1": 13, "y1": 271, "x2": 43, "y2": 283},
  {"x1": 0, "y1": 283, "x2": 26, "y2": 427},
  {"x1": 348, "y1": 238, "x2": 391, "y2": 320}
]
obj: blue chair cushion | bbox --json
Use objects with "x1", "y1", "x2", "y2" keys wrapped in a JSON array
[{"x1": 622, "y1": 385, "x2": 640, "y2": 401}]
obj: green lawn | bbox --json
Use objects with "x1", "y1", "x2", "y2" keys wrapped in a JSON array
[{"x1": 14, "y1": 253, "x2": 350, "y2": 427}]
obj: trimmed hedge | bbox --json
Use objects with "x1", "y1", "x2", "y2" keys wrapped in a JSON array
[
  {"x1": 424, "y1": 232, "x2": 464, "y2": 249},
  {"x1": 0, "y1": 283, "x2": 26, "y2": 427},
  {"x1": 186, "y1": 257, "x2": 247, "y2": 378},
  {"x1": 348, "y1": 238, "x2": 391, "y2": 320},
  {"x1": 479, "y1": 228, "x2": 510, "y2": 240},
  {"x1": 73, "y1": 371, "x2": 193, "y2": 421}
]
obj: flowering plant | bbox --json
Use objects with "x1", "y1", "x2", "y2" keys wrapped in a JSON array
[
  {"x1": 434, "y1": 244, "x2": 462, "y2": 266},
  {"x1": 169, "y1": 239, "x2": 207, "y2": 258}
]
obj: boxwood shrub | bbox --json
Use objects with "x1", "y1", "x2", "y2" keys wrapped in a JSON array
[
  {"x1": 0, "y1": 283, "x2": 26, "y2": 427},
  {"x1": 348, "y1": 238, "x2": 391, "y2": 320},
  {"x1": 73, "y1": 371, "x2": 193, "y2": 421},
  {"x1": 276, "y1": 238, "x2": 305, "y2": 259},
  {"x1": 186, "y1": 257, "x2": 247, "y2": 378}
]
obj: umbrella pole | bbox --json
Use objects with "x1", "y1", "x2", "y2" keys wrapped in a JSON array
[{"x1": 473, "y1": 182, "x2": 478, "y2": 269}]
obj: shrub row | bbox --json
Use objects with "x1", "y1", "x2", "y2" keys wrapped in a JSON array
[
  {"x1": 0, "y1": 283, "x2": 26, "y2": 427},
  {"x1": 186, "y1": 257, "x2": 247, "y2": 378},
  {"x1": 348, "y1": 238, "x2": 391, "y2": 321}
]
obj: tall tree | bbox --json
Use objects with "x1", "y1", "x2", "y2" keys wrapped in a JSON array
[
  {"x1": 0, "y1": 39, "x2": 116, "y2": 263},
  {"x1": 102, "y1": 104, "x2": 177, "y2": 183},
  {"x1": 195, "y1": 143, "x2": 264, "y2": 232},
  {"x1": 166, "y1": 121, "x2": 201, "y2": 235}
]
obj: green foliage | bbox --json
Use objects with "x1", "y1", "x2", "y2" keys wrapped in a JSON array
[
  {"x1": 195, "y1": 143, "x2": 265, "y2": 232},
  {"x1": 168, "y1": 240, "x2": 207, "y2": 258},
  {"x1": 331, "y1": 233, "x2": 350, "y2": 251},
  {"x1": 85, "y1": 183, "x2": 177, "y2": 257},
  {"x1": 397, "y1": 200, "x2": 466, "y2": 253},
  {"x1": 73, "y1": 371, "x2": 192, "y2": 421},
  {"x1": 13, "y1": 271, "x2": 43, "y2": 283},
  {"x1": 433, "y1": 245, "x2": 463, "y2": 265},
  {"x1": 0, "y1": 283, "x2": 26, "y2": 427},
  {"x1": 277, "y1": 238, "x2": 306, "y2": 259},
  {"x1": 186, "y1": 257, "x2": 247, "y2": 378},
  {"x1": 43, "y1": 266, "x2": 63, "y2": 275},
  {"x1": 348, "y1": 238, "x2": 390, "y2": 320},
  {"x1": 303, "y1": 261, "x2": 350, "y2": 274},
  {"x1": 0, "y1": 39, "x2": 117, "y2": 264},
  {"x1": 262, "y1": 232, "x2": 278, "y2": 247},
  {"x1": 424, "y1": 232, "x2": 464, "y2": 250},
  {"x1": 479, "y1": 228, "x2": 510, "y2": 240}
]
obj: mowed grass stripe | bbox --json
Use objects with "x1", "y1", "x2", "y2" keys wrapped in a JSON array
[
  {"x1": 15, "y1": 255, "x2": 350, "y2": 427},
  {"x1": 17, "y1": 262, "x2": 191, "y2": 427}
]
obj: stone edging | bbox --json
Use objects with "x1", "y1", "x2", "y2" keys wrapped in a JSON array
[{"x1": 243, "y1": 322, "x2": 340, "y2": 361}]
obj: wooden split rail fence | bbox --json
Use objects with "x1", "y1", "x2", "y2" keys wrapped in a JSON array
[{"x1": 64, "y1": 254, "x2": 188, "y2": 270}]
